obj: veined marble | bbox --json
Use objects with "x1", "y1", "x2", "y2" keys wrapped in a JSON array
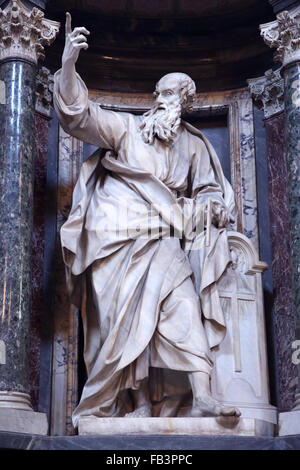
[
  {"x1": 260, "y1": 4, "x2": 300, "y2": 412},
  {"x1": 0, "y1": 59, "x2": 36, "y2": 396},
  {"x1": 264, "y1": 112, "x2": 296, "y2": 411},
  {"x1": 50, "y1": 127, "x2": 83, "y2": 436}
]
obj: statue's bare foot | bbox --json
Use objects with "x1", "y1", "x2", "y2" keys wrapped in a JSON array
[
  {"x1": 190, "y1": 395, "x2": 241, "y2": 418},
  {"x1": 124, "y1": 404, "x2": 152, "y2": 418}
]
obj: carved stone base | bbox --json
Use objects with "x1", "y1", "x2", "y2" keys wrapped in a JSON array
[
  {"x1": 278, "y1": 410, "x2": 300, "y2": 436},
  {"x1": 78, "y1": 417, "x2": 275, "y2": 437},
  {"x1": 0, "y1": 408, "x2": 48, "y2": 435},
  {"x1": 0, "y1": 391, "x2": 48, "y2": 434},
  {"x1": 225, "y1": 402, "x2": 278, "y2": 424},
  {"x1": 0, "y1": 391, "x2": 32, "y2": 411}
]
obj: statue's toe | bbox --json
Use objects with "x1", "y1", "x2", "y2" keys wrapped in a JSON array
[
  {"x1": 190, "y1": 396, "x2": 241, "y2": 418},
  {"x1": 218, "y1": 404, "x2": 241, "y2": 417},
  {"x1": 125, "y1": 404, "x2": 152, "y2": 418}
]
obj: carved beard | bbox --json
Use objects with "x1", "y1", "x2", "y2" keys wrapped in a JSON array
[{"x1": 139, "y1": 99, "x2": 182, "y2": 145}]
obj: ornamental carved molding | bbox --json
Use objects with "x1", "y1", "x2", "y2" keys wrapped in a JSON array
[
  {"x1": 268, "y1": 0, "x2": 300, "y2": 14},
  {"x1": 247, "y1": 68, "x2": 284, "y2": 118},
  {"x1": 35, "y1": 66, "x2": 53, "y2": 116},
  {"x1": 260, "y1": 5, "x2": 300, "y2": 67},
  {"x1": 0, "y1": 0, "x2": 59, "y2": 64}
]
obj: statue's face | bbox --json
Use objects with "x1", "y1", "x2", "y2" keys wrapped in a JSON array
[
  {"x1": 139, "y1": 74, "x2": 183, "y2": 145},
  {"x1": 154, "y1": 75, "x2": 182, "y2": 112}
]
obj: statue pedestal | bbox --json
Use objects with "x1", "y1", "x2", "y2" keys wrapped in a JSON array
[
  {"x1": 0, "y1": 409, "x2": 48, "y2": 435},
  {"x1": 78, "y1": 416, "x2": 274, "y2": 437},
  {"x1": 278, "y1": 410, "x2": 300, "y2": 436}
]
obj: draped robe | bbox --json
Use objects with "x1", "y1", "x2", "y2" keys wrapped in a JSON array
[{"x1": 53, "y1": 71, "x2": 236, "y2": 426}]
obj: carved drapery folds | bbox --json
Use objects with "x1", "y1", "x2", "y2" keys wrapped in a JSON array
[
  {"x1": 0, "y1": 0, "x2": 59, "y2": 63},
  {"x1": 248, "y1": 68, "x2": 284, "y2": 118},
  {"x1": 260, "y1": 6, "x2": 300, "y2": 67}
]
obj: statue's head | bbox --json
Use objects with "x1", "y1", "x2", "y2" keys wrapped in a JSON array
[
  {"x1": 139, "y1": 72, "x2": 196, "y2": 145},
  {"x1": 154, "y1": 73, "x2": 196, "y2": 114}
]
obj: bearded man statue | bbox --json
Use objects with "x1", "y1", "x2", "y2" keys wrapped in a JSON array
[{"x1": 53, "y1": 13, "x2": 241, "y2": 428}]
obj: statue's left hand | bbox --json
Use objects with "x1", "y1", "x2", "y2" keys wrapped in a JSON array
[{"x1": 211, "y1": 201, "x2": 229, "y2": 228}]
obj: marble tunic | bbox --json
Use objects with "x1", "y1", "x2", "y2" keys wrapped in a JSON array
[{"x1": 54, "y1": 71, "x2": 236, "y2": 426}]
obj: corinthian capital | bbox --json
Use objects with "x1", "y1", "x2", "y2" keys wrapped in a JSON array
[
  {"x1": 248, "y1": 68, "x2": 284, "y2": 118},
  {"x1": 0, "y1": 0, "x2": 60, "y2": 64},
  {"x1": 260, "y1": 5, "x2": 300, "y2": 67}
]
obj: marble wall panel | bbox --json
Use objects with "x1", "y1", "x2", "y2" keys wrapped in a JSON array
[
  {"x1": 238, "y1": 95, "x2": 258, "y2": 244},
  {"x1": 50, "y1": 127, "x2": 83, "y2": 436},
  {"x1": 29, "y1": 112, "x2": 50, "y2": 410},
  {"x1": 196, "y1": 90, "x2": 258, "y2": 250},
  {"x1": 265, "y1": 111, "x2": 297, "y2": 411}
]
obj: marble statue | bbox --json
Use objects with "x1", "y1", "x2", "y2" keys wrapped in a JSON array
[{"x1": 54, "y1": 13, "x2": 241, "y2": 428}]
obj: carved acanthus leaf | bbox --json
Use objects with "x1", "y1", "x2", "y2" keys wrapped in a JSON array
[
  {"x1": 247, "y1": 68, "x2": 284, "y2": 118},
  {"x1": 0, "y1": 0, "x2": 59, "y2": 63},
  {"x1": 260, "y1": 6, "x2": 300, "y2": 67}
]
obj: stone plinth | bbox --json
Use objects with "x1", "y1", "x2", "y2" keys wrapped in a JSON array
[
  {"x1": 278, "y1": 410, "x2": 300, "y2": 436},
  {"x1": 0, "y1": 409, "x2": 48, "y2": 435},
  {"x1": 78, "y1": 417, "x2": 274, "y2": 437}
]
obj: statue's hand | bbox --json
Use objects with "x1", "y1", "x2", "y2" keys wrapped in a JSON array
[
  {"x1": 211, "y1": 201, "x2": 229, "y2": 228},
  {"x1": 62, "y1": 12, "x2": 90, "y2": 66}
]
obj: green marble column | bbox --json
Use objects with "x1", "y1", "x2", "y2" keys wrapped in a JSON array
[
  {"x1": 260, "y1": 7, "x2": 300, "y2": 413},
  {"x1": 283, "y1": 61, "x2": 300, "y2": 409},
  {"x1": 0, "y1": 58, "x2": 36, "y2": 404},
  {"x1": 0, "y1": 0, "x2": 59, "y2": 433}
]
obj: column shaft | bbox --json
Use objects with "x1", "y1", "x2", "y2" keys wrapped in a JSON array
[
  {"x1": 0, "y1": 0, "x2": 58, "y2": 434},
  {"x1": 260, "y1": 5, "x2": 300, "y2": 415},
  {"x1": 283, "y1": 61, "x2": 300, "y2": 407},
  {"x1": 0, "y1": 58, "x2": 36, "y2": 396}
]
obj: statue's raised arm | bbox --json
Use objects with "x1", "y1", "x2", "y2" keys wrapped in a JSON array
[
  {"x1": 59, "y1": 12, "x2": 90, "y2": 106},
  {"x1": 53, "y1": 13, "x2": 126, "y2": 149}
]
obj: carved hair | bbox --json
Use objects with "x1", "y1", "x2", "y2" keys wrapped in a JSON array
[
  {"x1": 155, "y1": 72, "x2": 196, "y2": 113},
  {"x1": 139, "y1": 100, "x2": 182, "y2": 145},
  {"x1": 139, "y1": 73, "x2": 196, "y2": 145}
]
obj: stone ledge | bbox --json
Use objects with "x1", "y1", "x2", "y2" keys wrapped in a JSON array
[
  {"x1": 1, "y1": 431, "x2": 300, "y2": 450},
  {"x1": 0, "y1": 409, "x2": 48, "y2": 435},
  {"x1": 278, "y1": 410, "x2": 300, "y2": 436},
  {"x1": 78, "y1": 416, "x2": 274, "y2": 437}
]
